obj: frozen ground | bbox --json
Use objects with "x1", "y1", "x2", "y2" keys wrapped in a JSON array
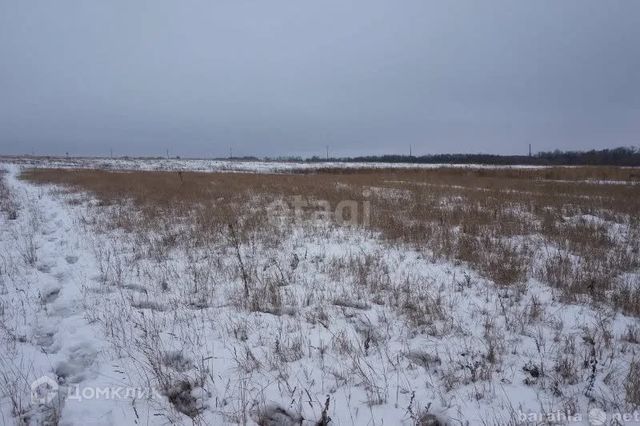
[
  {"x1": 0, "y1": 156, "x2": 547, "y2": 174},
  {"x1": 1, "y1": 162, "x2": 639, "y2": 425}
]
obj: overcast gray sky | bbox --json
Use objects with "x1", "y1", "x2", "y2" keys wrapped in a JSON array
[{"x1": 1, "y1": 0, "x2": 638, "y2": 158}]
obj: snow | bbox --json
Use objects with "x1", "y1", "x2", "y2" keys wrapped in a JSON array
[
  {"x1": 0, "y1": 164, "x2": 157, "y2": 425},
  {"x1": 0, "y1": 156, "x2": 547, "y2": 174},
  {"x1": 1, "y1": 161, "x2": 639, "y2": 425}
]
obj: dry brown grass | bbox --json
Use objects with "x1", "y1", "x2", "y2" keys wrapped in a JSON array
[
  {"x1": 21, "y1": 166, "x2": 640, "y2": 314},
  {"x1": 0, "y1": 171, "x2": 18, "y2": 220}
]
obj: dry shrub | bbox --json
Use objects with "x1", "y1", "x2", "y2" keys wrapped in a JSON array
[{"x1": 479, "y1": 239, "x2": 530, "y2": 287}]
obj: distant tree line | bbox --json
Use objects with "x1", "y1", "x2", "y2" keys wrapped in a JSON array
[
  {"x1": 15, "y1": 147, "x2": 638, "y2": 166},
  {"x1": 304, "y1": 146, "x2": 640, "y2": 166}
]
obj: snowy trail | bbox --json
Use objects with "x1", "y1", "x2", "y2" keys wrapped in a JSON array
[{"x1": 0, "y1": 165, "x2": 152, "y2": 425}]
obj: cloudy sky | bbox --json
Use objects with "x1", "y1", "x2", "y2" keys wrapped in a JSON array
[{"x1": 1, "y1": 0, "x2": 638, "y2": 158}]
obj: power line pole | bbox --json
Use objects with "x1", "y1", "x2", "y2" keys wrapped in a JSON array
[
  {"x1": 409, "y1": 145, "x2": 412, "y2": 157},
  {"x1": 326, "y1": 145, "x2": 329, "y2": 161},
  {"x1": 529, "y1": 143, "x2": 532, "y2": 157}
]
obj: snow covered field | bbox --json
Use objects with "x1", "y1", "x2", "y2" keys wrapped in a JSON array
[
  {"x1": 1, "y1": 162, "x2": 640, "y2": 425},
  {"x1": 0, "y1": 156, "x2": 548, "y2": 174}
]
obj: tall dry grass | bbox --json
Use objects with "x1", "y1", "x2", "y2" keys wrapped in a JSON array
[
  {"x1": 0, "y1": 171, "x2": 18, "y2": 220},
  {"x1": 21, "y1": 166, "x2": 640, "y2": 314}
]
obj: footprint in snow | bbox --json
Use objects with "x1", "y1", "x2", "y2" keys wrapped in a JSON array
[
  {"x1": 37, "y1": 263, "x2": 56, "y2": 273},
  {"x1": 41, "y1": 286, "x2": 61, "y2": 304},
  {"x1": 54, "y1": 271, "x2": 68, "y2": 283},
  {"x1": 33, "y1": 327, "x2": 57, "y2": 352},
  {"x1": 54, "y1": 343, "x2": 98, "y2": 384}
]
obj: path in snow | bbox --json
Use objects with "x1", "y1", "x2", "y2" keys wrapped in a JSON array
[{"x1": 0, "y1": 165, "x2": 153, "y2": 425}]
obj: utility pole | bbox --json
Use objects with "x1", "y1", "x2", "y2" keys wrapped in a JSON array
[
  {"x1": 110, "y1": 148, "x2": 113, "y2": 159},
  {"x1": 166, "y1": 149, "x2": 169, "y2": 159},
  {"x1": 409, "y1": 145, "x2": 412, "y2": 157},
  {"x1": 529, "y1": 144, "x2": 532, "y2": 157},
  {"x1": 326, "y1": 145, "x2": 329, "y2": 161},
  {"x1": 229, "y1": 146, "x2": 233, "y2": 159}
]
